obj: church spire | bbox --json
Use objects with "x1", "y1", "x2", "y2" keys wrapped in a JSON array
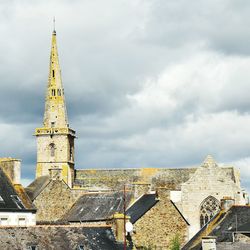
[
  {"x1": 35, "y1": 27, "x2": 76, "y2": 187},
  {"x1": 43, "y1": 27, "x2": 68, "y2": 128}
]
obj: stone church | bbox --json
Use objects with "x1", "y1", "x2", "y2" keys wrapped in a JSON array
[{"x1": 21, "y1": 28, "x2": 249, "y2": 248}]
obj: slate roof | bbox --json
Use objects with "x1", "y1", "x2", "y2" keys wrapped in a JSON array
[
  {"x1": 0, "y1": 168, "x2": 35, "y2": 212},
  {"x1": 0, "y1": 225, "x2": 129, "y2": 250},
  {"x1": 236, "y1": 221, "x2": 250, "y2": 232},
  {"x1": 63, "y1": 192, "x2": 132, "y2": 222},
  {"x1": 126, "y1": 193, "x2": 159, "y2": 224},
  {"x1": 182, "y1": 206, "x2": 250, "y2": 250},
  {"x1": 25, "y1": 175, "x2": 50, "y2": 201}
]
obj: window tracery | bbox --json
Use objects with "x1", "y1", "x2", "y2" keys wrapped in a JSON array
[{"x1": 200, "y1": 196, "x2": 220, "y2": 228}]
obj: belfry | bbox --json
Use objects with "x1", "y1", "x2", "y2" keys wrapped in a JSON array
[{"x1": 35, "y1": 27, "x2": 76, "y2": 187}]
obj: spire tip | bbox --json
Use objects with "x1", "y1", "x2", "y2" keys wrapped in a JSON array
[{"x1": 53, "y1": 17, "x2": 56, "y2": 35}]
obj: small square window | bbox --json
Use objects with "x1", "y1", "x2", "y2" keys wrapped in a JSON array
[
  {"x1": 0, "y1": 218, "x2": 8, "y2": 226},
  {"x1": 18, "y1": 217, "x2": 26, "y2": 226}
]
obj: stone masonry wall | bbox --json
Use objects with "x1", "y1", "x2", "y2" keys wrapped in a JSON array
[
  {"x1": 132, "y1": 190, "x2": 188, "y2": 249},
  {"x1": 34, "y1": 180, "x2": 84, "y2": 222},
  {"x1": 180, "y1": 157, "x2": 245, "y2": 238}
]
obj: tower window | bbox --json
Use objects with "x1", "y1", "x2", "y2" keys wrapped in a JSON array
[
  {"x1": 51, "y1": 122, "x2": 55, "y2": 128},
  {"x1": 49, "y1": 143, "x2": 55, "y2": 157},
  {"x1": 51, "y1": 89, "x2": 56, "y2": 96},
  {"x1": 57, "y1": 89, "x2": 61, "y2": 96},
  {"x1": 52, "y1": 70, "x2": 55, "y2": 78}
]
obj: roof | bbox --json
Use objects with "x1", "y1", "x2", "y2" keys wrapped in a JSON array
[
  {"x1": 25, "y1": 175, "x2": 50, "y2": 201},
  {"x1": 75, "y1": 166, "x2": 236, "y2": 190},
  {"x1": 217, "y1": 242, "x2": 250, "y2": 250},
  {"x1": 63, "y1": 192, "x2": 132, "y2": 222},
  {"x1": 0, "y1": 168, "x2": 34, "y2": 212},
  {"x1": 126, "y1": 193, "x2": 159, "y2": 223},
  {"x1": 0, "y1": 225, "x2": 129, "y2": 250},
  {"x1": 236, "y1": 221, "x2": 250, "y2": 232},
  {"x1": 182, "y1": 206, "x2": 250, "y2": 250},
  {"x1": 14, "y1": 184, "x2": 35, "y2": 210}
]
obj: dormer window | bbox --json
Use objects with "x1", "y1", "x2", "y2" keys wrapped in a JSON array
[{"x1": 10, "y1": 195, "x2": 24, "y2": 209}]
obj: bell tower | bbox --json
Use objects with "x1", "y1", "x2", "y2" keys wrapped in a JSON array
[{"x1": 35, "y1": 27, "x2": 76, "y2": 187}]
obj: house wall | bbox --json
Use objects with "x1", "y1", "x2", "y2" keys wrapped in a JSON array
[
  {"x1": 33, "y1": 180, "x2": 84, "y2": 222},
  {"x1": 132, "y1": 191, "x2": 188, "y2": 249},
  {"x1": 0, "y1": 212, "x2": 35, "y2": 226}
]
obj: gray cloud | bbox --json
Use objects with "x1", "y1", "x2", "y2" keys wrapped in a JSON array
[{"x1": 0, "y1": 1, "x2": 250, "y2": 193}]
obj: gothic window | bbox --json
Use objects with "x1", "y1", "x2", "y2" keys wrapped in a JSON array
[
  {"x1": 52, "y1": 70, "x2": 55, "y2": 78},
  {"x1": 49, "y1": 143, "x2": 55, "y2": 157},
  {"x1": 200, "y1": 196, "x2": 220, "y2": 228}
]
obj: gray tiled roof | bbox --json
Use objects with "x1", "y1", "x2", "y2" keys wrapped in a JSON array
[
  {"x1": 126, "y1": 193, "x2": 158, "y2": 223},
  {"x1": 63, "y1": 192, "x2": 132, "y2": 222},
  {"x1": 0, "y1": 226, "x2": 127, "y2": 250},
  {"x1": 182, "y1": 206, "x2": 250, "y2": 250},
  {"x1": 25, "y1": 175, "x2": 50, "y2": 201}
]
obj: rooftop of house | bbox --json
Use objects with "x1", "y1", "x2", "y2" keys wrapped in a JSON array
[
  {"x1": 25, "y1": 175, "x2": 50, "y2": 201},
  {"x1": 126, "y1": 193, "x2": 159, "y2": 224},
  {"x1": 0, "y1": 168, "x2": 35, "y2": 212},
  {"x1": 182, "y1": 206, "x2": 250, "y2": 250},
  {"x1": 63, "y1": 191, "x2": 132, "y2": 223},
  {"x1": 0, "y1": 225, "x2": 128, "y2": 250}
]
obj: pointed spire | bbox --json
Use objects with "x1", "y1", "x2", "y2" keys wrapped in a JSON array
[
  {"x1": 43, "y1": 28, "x2": 68, "y2": 128},
  {"x1": 202, "y1": 155, "x2": 218, "y2": 168},
  {"x1": 53, "y1": 16, "x2": 56, "y2": 34}
]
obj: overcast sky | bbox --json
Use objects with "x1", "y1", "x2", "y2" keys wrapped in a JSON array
[{"x1": 1, "y1": 0, "x2": 250, "y2": 192}]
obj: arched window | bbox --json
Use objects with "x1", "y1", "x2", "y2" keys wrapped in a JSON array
[
  {"x1": 200, "y1": 196, "x2": 220, "y2": 228},
  {"x1": 49, "y1": 143, "x2": 55, "y2": 157}
]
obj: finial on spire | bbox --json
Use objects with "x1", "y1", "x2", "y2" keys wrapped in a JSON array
[{"x1": 53, "y1": 16, "x2": 56, "y2": 34}]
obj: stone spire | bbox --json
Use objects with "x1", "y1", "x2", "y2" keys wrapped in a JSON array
[
  {"x1": 35, "y1": 27, "x2": 76, "y2": 188},
  {"x1": 43, "y1": 28, "x2": 68, "y2": 128},
  {"x1": 202, "y1": 155, "x2": 218, "y2": 168}
]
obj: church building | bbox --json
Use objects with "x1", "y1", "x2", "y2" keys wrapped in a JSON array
[{"x1": 23, "y1": 27, "x2": 249, "y2": 248}]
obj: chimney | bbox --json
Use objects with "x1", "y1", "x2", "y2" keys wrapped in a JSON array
[
  {"x1": 221, "y1": 197, "x2": 235, "y2": 211},
  {"x1": 112, "y1": 213, "x2": 130, "y2": 242},
  {"x1": 202, "y1": 236, "x2": 216, "y2": 250},
  {"x1": 0, "y1": 158, "x2": 21, "y2": 184}
]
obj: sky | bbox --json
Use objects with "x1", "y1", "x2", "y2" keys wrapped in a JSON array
[{"x1": 1, "y1": 0, "x2": 250, "y2": 192}]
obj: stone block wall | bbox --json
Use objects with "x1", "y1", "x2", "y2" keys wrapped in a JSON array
[
  {"x1": 33, "y1": 180, "x2": 84, "y2": 222},
  {"x1": 132, "y1": 194, "x2": 189, "y2": 249}
]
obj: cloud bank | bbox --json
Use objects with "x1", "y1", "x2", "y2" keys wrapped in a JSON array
[{"x1": 0, "y1": 0, "x2": 250, "y2": 192}]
